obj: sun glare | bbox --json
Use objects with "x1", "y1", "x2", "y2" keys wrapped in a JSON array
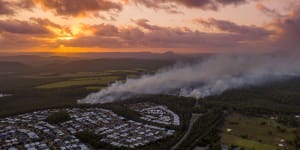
[
  {"x1": 55, "y1": 45, "x2": 85, "y2": 54},
  {"x1": 57, "y1": 36, "x2": 74, "y2": 40}
]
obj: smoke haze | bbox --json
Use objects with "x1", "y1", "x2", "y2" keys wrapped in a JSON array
[
  {"x1": 0, "y1": 93, "x2": 10, "y2": 98},
  {"x1": 78, "y1": 52, "x2": 300, "y2": 104}
]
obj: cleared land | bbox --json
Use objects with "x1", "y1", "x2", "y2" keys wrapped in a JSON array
[
  {"x1": 221, "y1": 114, "x2": 298, "y2": 150},
  {"x1": 0, "y1": 68, "x2": 151, "y2": 116},
  {"x1": 36, "y1": 76, "x2": 121, "y2": 89},
  {"x1": 24, "y1": 72, "x2": 113, "y2": 79},
  {"x1": 24, "y1": 69, "x2": 146, "y2": 79},
  {"x1": 32, "y1": 69, "x2": 147, "y2": 89},
  {"x1": 85, "y1": 86, "x2": 103, "y2": 90}
]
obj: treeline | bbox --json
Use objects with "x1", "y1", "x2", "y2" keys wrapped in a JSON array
[
  {"x1": 121, "y1": 95, "x2": 196, "y2": 130},
  {"x1": 177, "y1": 109, "x2": 224, "y2": 150},
  {"x1": 0, "y1": 58, "x2": 174, "y2": 74},
  {"x1": 202, "y1": 78, "x2": 300, "y2": 114},
  {"x1": 45, "y1": 111, "x2": 71, "y2": 124},
  {"x1": 0, "y1": 86, "x2": 91, "y2": 117},
  {"x1": 75, "y1": 131, "x2": 122, "y2": 150}
]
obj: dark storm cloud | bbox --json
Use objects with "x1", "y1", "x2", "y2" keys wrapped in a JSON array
[{"x1": 35, "y1": 0, "x2": 122, "y2": 16}]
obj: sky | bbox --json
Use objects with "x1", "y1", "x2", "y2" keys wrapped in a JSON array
[{"x1": 0, "y1": 0, "x2": 299, "y2": 54}]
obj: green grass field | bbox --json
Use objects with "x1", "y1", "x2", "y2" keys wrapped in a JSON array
[
  {"x1": 222, "y1": 134, "x2": 276, "y2": 150},
  {"x1": 24, "y1": 68, "x2": 147, "y2": 79},
  {"x1": 30, "y1": 68, "x2": 146, "y2": 89},
  {"x1": 24, "y1": 72, "x2": 113, "y2": 79},
  {"x1": 221, "y1": 114, "x2": 298, "y2": 150},
  {"x1": 36, "y1": 76, "x2": 121, "y2": 89},
  {"x1": 104, "y1": 69, "x2": 141, "y2": 74},
  {"x1": 85, "y1": 86, "x2": 103, "y2": 90}
]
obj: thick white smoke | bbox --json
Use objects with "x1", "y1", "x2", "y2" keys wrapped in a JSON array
[{"x1": 78, "y1": 53, "x2": 300, "y2": 104}]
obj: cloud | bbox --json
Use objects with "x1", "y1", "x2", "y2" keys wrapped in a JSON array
[
  {"x1": 0, "y1": 32, "x2": 43, "y2": 50},
  {"x1": 0, "y1": 18, "x2": 67, "y2": 51},
  {"x1": 52, "y1": 5, "x2": 300, "y2": 53},
  {"x1": 0, "y1": 19, "x2": 50, "y2": 35},
  {"x1": 30, "y1": 17, "x2": 73, "y2": 36},
  {"x1": 1, "y1": 0, "x2": 122, "y2": 17},
  {"x1": 176, "y1": 0, "x2": 248, "y2": 9},
  {"x1": 30, "y1": 18, "x2": 61, "y2": 28},
  {"x1": 0, "y1": 0, "x2": 14, "y2": 15},
  {"x1": 268, "y1": 6, "x2": 300, "y2": 51},
  {"x1": 61, "y1": 20, "x2": 270, "y2": 52},
  {"x1": 34, "y1": 0, "x2": 122, "y2": 17},
  {"x1": 0, "y1": 0, "x2": 34, "y2": 16},
  {"x1": 132, "y1": 19, "x2": 162, "y2": 30},
  {"x1": 256, "y1": 3, "x2": 283, "y2": 18},
  {"x1": 130, "y1": 0, "x2": 250, "y2": 12},
  {"x1": 93, "y1": 24, "x2": 119, "y2": 36},
  {"x1": 194, "y1": 18, "x2": 273, "y2": 40}
]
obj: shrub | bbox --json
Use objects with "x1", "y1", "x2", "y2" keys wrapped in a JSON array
[
  {"x1": 76, "y1": 131, "x2": 113, "y2": 149},
  {"x1": 45, "y1": 111, "x2": 70, "y2": 124}
]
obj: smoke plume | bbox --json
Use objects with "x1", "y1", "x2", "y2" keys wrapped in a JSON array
[{"x1": 78, "y1": 53, "x2": 300, "y2": 104}]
